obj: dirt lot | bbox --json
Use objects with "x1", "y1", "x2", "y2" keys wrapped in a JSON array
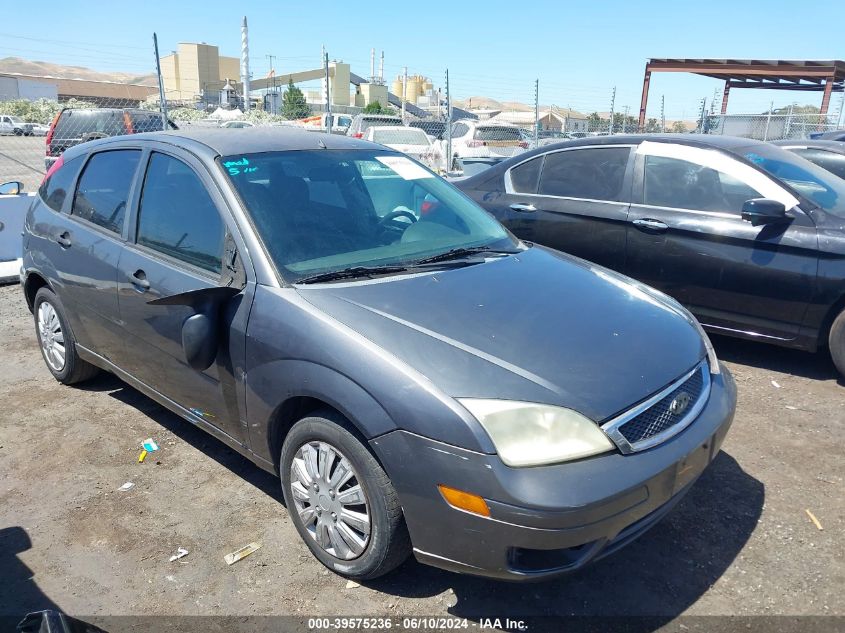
[{"x1": 0, "y1": 281, "x2": 843, "y2": 630}]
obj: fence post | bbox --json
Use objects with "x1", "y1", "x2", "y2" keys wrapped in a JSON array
[
  {"x1": 661, "y1": 95, "x2": 665, "y2": 132},
  {"x1": 152, "y1": 33, "x2": 168, "y2": 126},
  {"x1": 763, "y1": 101, "x2": 773, "y2": 141},
  {"x1": 534, "y1": 79, "x2": 539, "y2": 147},
  {"x1": 609, "y1": 86, "x2": 616, "y2": 135},
  {"x1": 445, "y1": 69, "x2": 452, "y2": 173}
]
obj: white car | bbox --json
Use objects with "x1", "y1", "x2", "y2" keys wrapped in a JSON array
[
  {"x1": 29, "y1": 123, "x2": 49, "y2": 137},
  {"x1": 220, "y1": 120, "x2": 255, "y2": 129},
  {"x1": 365, "y1": 125, "x2": 443, "y2": 171},
  {"x1": 448, "y1": 119, "x2": 527, "y2": 169}
]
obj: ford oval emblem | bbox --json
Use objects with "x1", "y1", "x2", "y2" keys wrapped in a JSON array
[{"x1": 668, "y1": 392, "x2": 691, "y2": 416}]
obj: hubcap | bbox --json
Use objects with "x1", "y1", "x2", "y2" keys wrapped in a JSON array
[
  {"x1": 37, "y1": 302, "x2": 65, "y2": 372},
  {"x1": 290, "y1": 441, "x2": 370, "y2": 560}
]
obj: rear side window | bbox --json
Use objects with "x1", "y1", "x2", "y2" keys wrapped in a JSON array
[
  {"x1": 451, "y1": 123, "x2": 469, "y2": 137},
  {"x1": 38, "y1": 155, "x2": 84, "y2": 212},
  {"x1": 128, "y1": 112, "x2": 166, "y2": 133},
  {"x1": 538, "y1": 147, "x2": 630, "y2": 201},
  {"x1": 72, "y1": 150, "x2": 141, "y2": 234},
  {"x1": 509, "y1": 157, "x2": 543, "y2": 193},
  {"x1": 136, "y1": 153, "x2": 224, "y2": 274}
]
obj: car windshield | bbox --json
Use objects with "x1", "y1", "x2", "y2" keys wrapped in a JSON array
[
  {"x1": 739, "y1": 143, "x2": 845, "y2": 218},
  {"x1": 372, "y1": 129, "x2": 429, "y2": 145},
  {"x1": 10, "y1": 116, "x2": 24, "y2": 124},
  {"x1": 221, "y1": 149, "x2": 517, "y2": 282},
  {"x1": 474, "y1": 127, "x2": 521, "y2": 141}
]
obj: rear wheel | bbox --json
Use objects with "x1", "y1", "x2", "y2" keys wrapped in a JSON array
[
  {"x1": 33, "y1": 287, "x2": 99, "y2": 384},
  {"x1": 280, "y1": 411, "x2": 411, "y2": 579},
  {"x1": 829, "y1": 308, "x2": 845, "y2": 379}
]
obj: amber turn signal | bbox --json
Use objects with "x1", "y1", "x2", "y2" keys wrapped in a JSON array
[{"x1": 437, "y1": 484, "x2": 491, "y2": 517}]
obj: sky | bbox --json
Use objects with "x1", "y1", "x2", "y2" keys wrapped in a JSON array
[{"x1": 2, "y1": 0, "x2": 845, "y2": 121}]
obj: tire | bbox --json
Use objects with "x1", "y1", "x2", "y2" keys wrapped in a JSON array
[
  {"x1": 280, "y1": 410, "x2": 411, "y2": 580},
  {"x1": 33, "y1": 287, "x2": 99, "y2": 385},
  {"x1": 829, "y1": 308, "x2": 845, "y2": 379}
]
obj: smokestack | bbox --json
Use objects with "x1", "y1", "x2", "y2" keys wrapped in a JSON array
[
  {"x1": 370, "y1": 48, "x2": 375, "y2": 81},
  {"x1": 241, "y1": 16, "x2": 250, "y2": 110},
  {"x1": 379, "y1": 51, "x2": 384, "y2": 83}
]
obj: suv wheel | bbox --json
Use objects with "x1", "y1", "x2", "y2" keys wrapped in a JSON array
[
  {"x1": 829, "y1": 308, "x2": 845, "y2": 379},
  {"x1": 33, "y1": 287, "x2": 99, "y2": 384},
  {"x1": 280, "y1": 410, "x2": 411, "y2": 579}
]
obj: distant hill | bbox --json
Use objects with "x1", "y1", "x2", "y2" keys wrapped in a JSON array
[{"x1": 0, "y1": 57, "x2": 157, "y2": 86}]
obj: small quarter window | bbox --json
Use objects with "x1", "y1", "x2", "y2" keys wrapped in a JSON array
[
  {"x1": 39, "y1": 155, "x2": 84, "y2": 212},
  {"x1": 509, "y1": 157, "x2": 542, "y2": 194}
]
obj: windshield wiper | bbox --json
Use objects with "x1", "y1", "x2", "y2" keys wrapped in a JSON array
[
  {"x1": 412, "y1": 245, "x2": 522, "y2": 266},
  {"x1": 296, "y1": 265, "x2": 409, "y2": 285}
]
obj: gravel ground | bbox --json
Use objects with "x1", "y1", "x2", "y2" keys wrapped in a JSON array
[{"x1": 0, "y1": 281, "x2": 842, "y2": 630}]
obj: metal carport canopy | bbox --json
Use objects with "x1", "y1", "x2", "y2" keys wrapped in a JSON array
[{"x1": 637, "y1": 58, "x2": 845, "y2": 129}]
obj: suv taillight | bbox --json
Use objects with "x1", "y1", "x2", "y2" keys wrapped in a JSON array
[
  {"x1": 353, "y1": 132, "x2": 363, "y2": 139},
  {"x1": 518, "y1": 141, "x2": 529, "y2": 149},
  {"x1": 123, "y1": 111, "x2": 134, "y2": 134},
  {"x1": 42, "y1": 155, "x2": 63, "y2": 185},
  {"x1": 45, "y1": 111, "x2": 61, "y2": 155}
]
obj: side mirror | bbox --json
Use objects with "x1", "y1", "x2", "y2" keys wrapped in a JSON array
[
  {"x1": 147, "y1": 286, "x2": 242, "y2": 371},
  {"x1": 0, "y1": 181, "x2": 22, "y2": 196},
  {"x1": 741, "y1": 198, "x2": 788, "y2": 227}
]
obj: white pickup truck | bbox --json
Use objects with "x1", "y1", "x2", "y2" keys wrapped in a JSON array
[{"x1": 0, "y1": 115, "x2": 33, "y2": 136}]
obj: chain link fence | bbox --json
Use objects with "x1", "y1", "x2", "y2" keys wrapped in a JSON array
[{"x1": 2, "y1": 65, "x2": 845, "y2": 188}]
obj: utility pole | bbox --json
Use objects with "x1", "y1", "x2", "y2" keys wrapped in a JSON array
[
  {"x1": 622, "y1": 105, "x2": 629, "y2": 133},
  {"x1": 609, "y1": 86, "x2": 616, "y2": 135},
  {"x1": 445, "y1": 69, "x2": 452, "y2": 174},
  {"x1": 661, "y1": 94, "x2": 665, "y2": 132},
  {"x1": 324, "y1": 52, "x2": 332, "y2": 134},
  {"x1": 241, "y1": 17, "x2": 250, "y2": 111},
  {"x1": 265, "y1": 54, "x2": 276, "y2": 91},
  {"x1": 402, "y1": 66, "x2": 408, "y2": 123},
  {"x1": 698, "y1": 97, "x2": 707, "y2": 133},
  {"x1": 534, "y1": 79, "x2": 539, "y2": 147},
  {"x1": 763, "y1": 100, "x2": 774, "y2": 141},
  {"x1": 152, "y1": 33, "x2": 167, "y2": 126}
]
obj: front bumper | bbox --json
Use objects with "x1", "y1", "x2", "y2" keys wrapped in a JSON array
[{"x1": 370, "y1": 365, "x2": 736, "y2": 580}]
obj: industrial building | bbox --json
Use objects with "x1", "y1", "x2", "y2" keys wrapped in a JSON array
[
  {"x1": 160, "y1": 43, "x2": 241, "y2": 103},
  {"x1": 0, "y1": 72, "x2": 157, "y2": 106}
]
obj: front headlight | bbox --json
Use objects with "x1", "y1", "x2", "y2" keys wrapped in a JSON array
[{"x1": 458, "y1": 399, "x2": 615, "y2": 467}]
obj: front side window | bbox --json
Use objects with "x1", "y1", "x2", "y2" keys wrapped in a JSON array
[
  {"x1": 538, "y1": 147, "x2": 630, "y2": 201},
  {"x1": 222, "y1": 150, "x2": 516, "y2": 282},
  {"x1": 72, "y1": 150, "x2": 140, "y2": 234},
  {"x1": 644, "y1": 155, "x2": 762, "y2": 213},
  {"x1": 136, "y1": 153, "x2": 224, "y2": 273}
]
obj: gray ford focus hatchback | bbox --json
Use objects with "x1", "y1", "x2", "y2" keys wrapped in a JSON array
[{"x1": 21, "y1": 128, "x2": 736, "y2": 581}]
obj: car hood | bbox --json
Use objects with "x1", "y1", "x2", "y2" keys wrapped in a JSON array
[{"x1": 296, "y1": 246, "x2": 705, "y2": 422}]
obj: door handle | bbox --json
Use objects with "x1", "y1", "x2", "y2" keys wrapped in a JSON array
[
  {"x1": 632, "y1": 218, "x2": 669, "y2": 233},
  {"x1": 131, "y1": 269, "x2": 150, "y2": 292},
  {"x1": 56, "y1": 231, "x2": 71, "y2": 248},
  {"x1": 510, "y1": 203, "x2": 537, "y2": 213}
]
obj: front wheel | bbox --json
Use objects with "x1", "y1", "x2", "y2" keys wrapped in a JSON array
[
  {"x1": 829, "y1": 308, "x2": 845, "y2": 379},
  {"x1": 280, "y1": 411, "x2": 411, "y2": 579}
]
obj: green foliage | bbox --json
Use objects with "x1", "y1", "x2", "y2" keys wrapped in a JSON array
[
  {"x1": 282, "y1": 79, "x2": 311, "y2": 120},
  {"x1": 168, "y1": 107, "x2": 205, "y2": 122},
  {"x1": 773, "y1": 104, "x2": 820, "y2": 115},
  {"x1": 363, "y1": 101, "x2": 387, "y2": 114},
  {"x1": 645, "y1": 117, "x2": 662, "y2": 133},
  {"x1": 0, "y1": 97, "x2": 104, "y2": 123},
  {"x1": 670, "y1": 120, "x2": 688, "y2": 134},
  {"x1": 244, "y1": 109, "x2": 287, "y2": 124}
]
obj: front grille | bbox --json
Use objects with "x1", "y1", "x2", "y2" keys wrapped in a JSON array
[{"x1": 618, "y1": 367, "x2": 705, "y2": 445}]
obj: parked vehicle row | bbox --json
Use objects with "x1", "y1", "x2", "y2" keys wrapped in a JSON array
[
  {"x1": 21, "y1": 126, "x2": 734, "y2": 581},
  {"x1": 456, "y1": 134, "x2": 845, "y2": 378}
]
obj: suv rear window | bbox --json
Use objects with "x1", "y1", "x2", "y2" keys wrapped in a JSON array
[
  {"x1": 474, "y1": 127, "x2": 521, "y2": 142},
  {"x1": 53, "y1": 110, "x2": 124, "y2": 138},
  {"x1": 128, "y1": 112, "x2": 166, "y2": 133}
]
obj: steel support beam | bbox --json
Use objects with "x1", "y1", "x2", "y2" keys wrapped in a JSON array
[
  {"x1": 638, "y1": 64, "x2": 651, "y2": 131},
  {"x1": 721, "y1": 81, "x2": 730, "y2": 114}
]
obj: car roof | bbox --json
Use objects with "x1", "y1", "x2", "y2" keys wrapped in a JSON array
[
  {"x1": 71, "y1": 126, "x2": 378, "y2": 157},
  {"x1": 772, "y1": 138, "x2": 845, "y2": 153}
]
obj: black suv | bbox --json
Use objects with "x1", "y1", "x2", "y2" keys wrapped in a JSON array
[{"x1": 45, "y1": 108, "x2": 176, "y2": 169}]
